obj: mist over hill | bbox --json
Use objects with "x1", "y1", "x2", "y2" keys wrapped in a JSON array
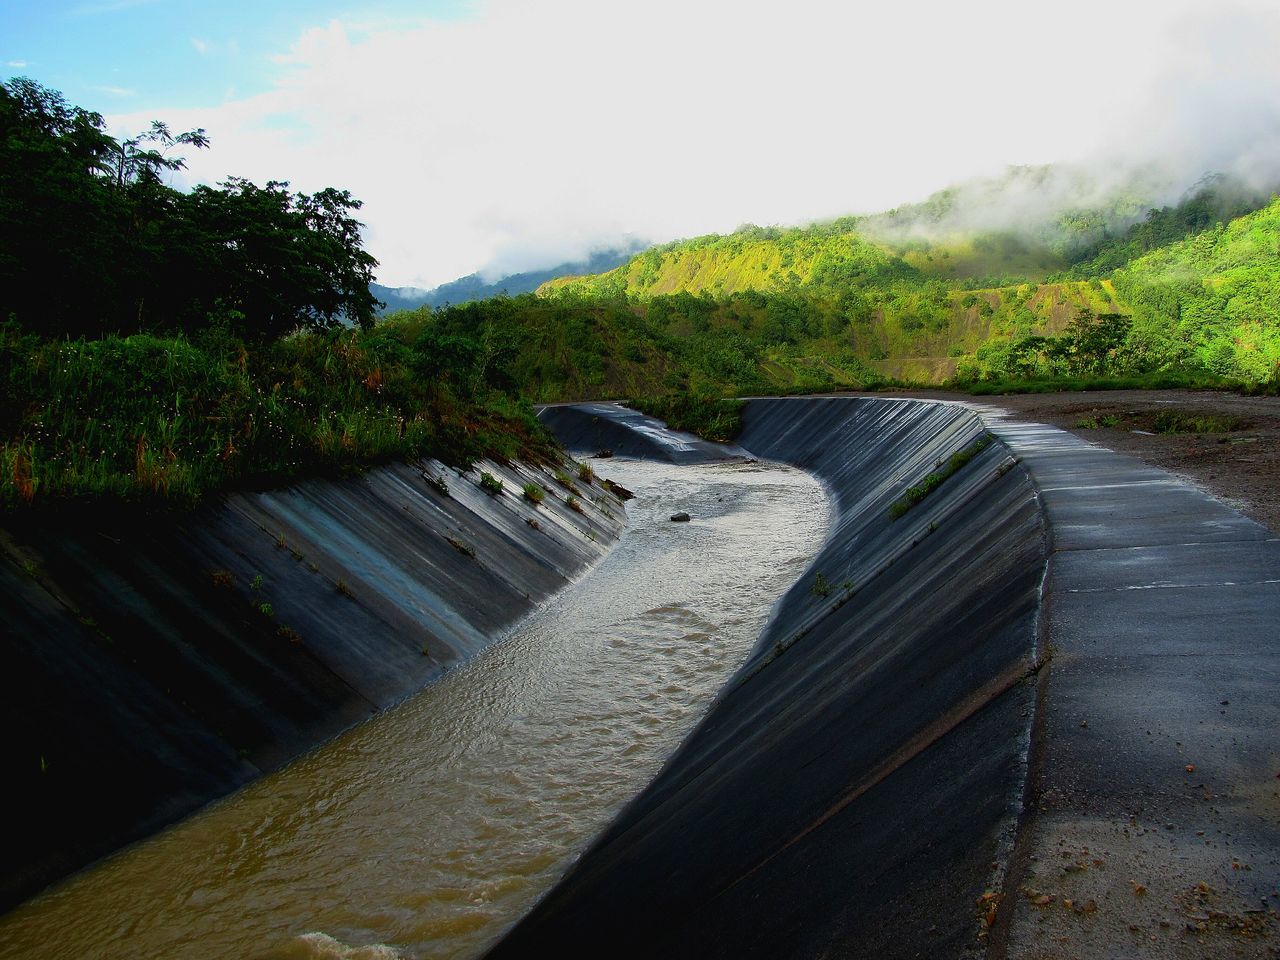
[{"x1": 371, "y1": 246, "x2": 644, "y2": 315}]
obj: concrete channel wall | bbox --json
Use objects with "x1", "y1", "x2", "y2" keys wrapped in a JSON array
[
  {"x1": 501, "y1": 397, "x2": 1049, "y2": 958},
  {"x1": 0, "y1": 455, "x2": 625, "y2": 910},
  {"x1": 511, "y1": 395, "x2": 1280, "y2": 959}
]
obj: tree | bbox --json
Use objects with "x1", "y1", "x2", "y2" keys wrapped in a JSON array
[
  {"x1": 106, "y1": 120, "x2": 209, "y2": 190},
  {"x1": 182, "y1": 178, "x2": 378, "y2": 339},
  {"x1": 0, "y1": 78, "x2": 379, "y2": 340}
]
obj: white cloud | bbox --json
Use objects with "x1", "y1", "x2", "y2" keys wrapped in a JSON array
[
  {"x1": 7, "y1": 60, "x2": 28, "y2": 69},
  {"x1": 95, "y1": 84, "x2": 137, "y2": 97},
  {"x1": 191, "y1": 37, "x2": 209, "y2": 55},
  {"x1": 107, "y1": 0, "x2": 1280, "y2": 288}
]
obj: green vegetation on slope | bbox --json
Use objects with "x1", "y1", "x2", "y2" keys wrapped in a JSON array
[
  {"x1": 0, "y1": 80, "x2": 549, "y2": 509},
  {"x1": 0, "y1": 321, "x2": 552, "y2": 509},
  {"x1": 1113, "y1": 198, "x2": 1280, "y2": 380},
  {"x1": 543, "y1": 221, "x2": 915, "y2": 298},
  {"x1": 516, "y1": 175, "x2": 1279, "y2": 401}
]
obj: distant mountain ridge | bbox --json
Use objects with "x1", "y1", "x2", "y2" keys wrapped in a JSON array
[{"x1": 372, "y1": 246, "x2": 645, "y2": 314}]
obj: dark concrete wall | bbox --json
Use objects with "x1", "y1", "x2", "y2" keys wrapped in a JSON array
[
  {"x1": 538, "y1": 402, "x2": 748, "y2": 463},
  {"x1": 494, "y1": 398, "x2": 1047, "y2": 959},
  {"x1": 0, "y1": 456, "x2": 624, "y2": 910}
]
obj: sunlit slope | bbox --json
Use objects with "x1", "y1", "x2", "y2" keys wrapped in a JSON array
[
  {"x1": 426, "y1": 188, "x2": 1278, "y2": 397},
  {"x1": 541, "y1": 222, "x2": 916, "y2": 298},
  {"x1": 1114, "y1": 197, "x2": 1280, "y2": 377}
]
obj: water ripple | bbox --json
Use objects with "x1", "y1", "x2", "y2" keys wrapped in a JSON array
[{"x1": 0, "y1": 458, "x2": 828, "y2": 960}]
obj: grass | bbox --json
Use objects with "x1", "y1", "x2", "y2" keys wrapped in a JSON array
[
  {"x1": 0, "y1": 321, "x2": 555, "y2": 511},
  {"x1": 553, "y1": 470, "x2": 580, "y2": 495},
  {"x1": 479, "y1": 471, "x2": 503, "y2": 495},
  {"x1": 522, "y1": 482, "x2": 545, "y2": 504},
  {"x1": 1152, "y1": 411, "x2": 1247, "y2": 434},
  {"x1": 566, "y1": 495, "x2": 584, "y2": 513},
  {"x1": 889, "y1": 433, "x2": 992, "y2": 520},
  {"x1": 445, "y1": 536, "x2": 476, "y2": 558},
  {"x1": 959, "y1": 371, "x2": 1237, "y2": 396},
  {"x1": 1074, "y1": 414, "x2": 1121, "y2": 429}
]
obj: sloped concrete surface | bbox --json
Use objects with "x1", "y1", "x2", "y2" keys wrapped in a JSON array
[
  {"x1": 494, "y1": 398, "x2": 1048, "y2": 959},
  {"x1": 539, "y1": 401, "x2": 748, "y2": 463},
  {"x1": 497, "y1": 397, "x2": 1279, "y2": 959},
  {"x1": 0, "y1": 456, "x2": 624, "y2": 910}
]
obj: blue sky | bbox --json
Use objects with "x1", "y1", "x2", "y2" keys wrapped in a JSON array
[
  {"x1": 2, "y1": 0, "x2": 472, "y2": 110},
  {"x1": 3, "y1": 0, "x2": 1278, "y2": 288}
]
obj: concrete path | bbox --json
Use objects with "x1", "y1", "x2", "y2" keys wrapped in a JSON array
[{"x1": 976, "y1": 406, "x2": 1280, "y2": 959}]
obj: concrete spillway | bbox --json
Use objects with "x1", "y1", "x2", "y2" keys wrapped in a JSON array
[
  {"x1": 0, "y1": 455, "x2": 625, "y2": 911},
  {"x1": 507, "y1": 397, "x2": 1280, "y2": 959}
]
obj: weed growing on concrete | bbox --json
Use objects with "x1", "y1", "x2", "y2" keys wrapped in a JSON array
[
  {"x1": 566, "y1": 495, "x2": 584, "y2": 513},
  {"x1": 425, "y1": 473, "x2": 449, "y2": 496},
  {"x1": 446, "y1": 536, "x2": 477, "y2": 558},
  {"x1": 577, "y1": 462, "x2": 595, "y2": 483},
  {"x1": 258, "y1": 602, "x2": 274, "y2": 618},
  {"x1": 811, "y1": 572, "x2": 831, "y2": 598},
  {"x1": 554, "y1": 470, "x2": 580, "y2": 495},
  {"x1": 211, "y1": 569, "x2": 234, "y2": 589},
  {"x1": 335, "y1": 578, "x2": 355, "y2": 598},
  {"x1": 479, "y1": 471, "x2": 503, "y2": 495},
  {"x1": 889, "y1": 433, "x2": 991, "y2": 520},
  {"x1": 250, "y1": 573, "x2": 264, "y2": 592},
  {"x1": 522, "y1": 482, "x2": 545, "y2": 505}
]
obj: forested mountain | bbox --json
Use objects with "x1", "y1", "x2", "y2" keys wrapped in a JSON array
[{"x1": 513, "y1": 172, "x2": 1278, "y2": 393}]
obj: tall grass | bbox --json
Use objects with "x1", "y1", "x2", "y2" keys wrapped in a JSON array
[{"x1": 0, "y1": 322, "x2": 553, "y2": 509}]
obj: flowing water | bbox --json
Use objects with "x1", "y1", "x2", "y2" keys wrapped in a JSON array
[{"x1": 0, "y1": 458, "x2": 829, "y2": 960}]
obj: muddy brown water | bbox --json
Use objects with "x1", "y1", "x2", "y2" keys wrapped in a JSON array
[{"x1": 0, "y1": 458, "x2": 829, "y2": 960}]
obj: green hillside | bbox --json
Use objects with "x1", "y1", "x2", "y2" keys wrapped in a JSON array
[
  {"x1": 377, "y1": 190, "x2": 1276, "y2": 438},
  {"x1": 544, "y1": 221, "x2": 915, "y2": 298},
  {"x1": 520, "y1": 178, "x2": 1278, "y2": 393},
  {"x1": 1115, "y1": 197, "x2": 1280, "y2": 379}
]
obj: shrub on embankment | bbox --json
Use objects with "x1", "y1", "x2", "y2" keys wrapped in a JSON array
[{"x1": 0, "y1": 321, "x2": 555, "y2": 509}]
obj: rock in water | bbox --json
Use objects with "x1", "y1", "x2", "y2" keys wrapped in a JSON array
[{"x1": 670, "y1": 512, "x2": 691, "y2": 522}]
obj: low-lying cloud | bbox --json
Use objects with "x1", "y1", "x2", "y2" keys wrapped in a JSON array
[{"x1": 106, "y1": 0, "x2": 1280, "y2": 287}]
